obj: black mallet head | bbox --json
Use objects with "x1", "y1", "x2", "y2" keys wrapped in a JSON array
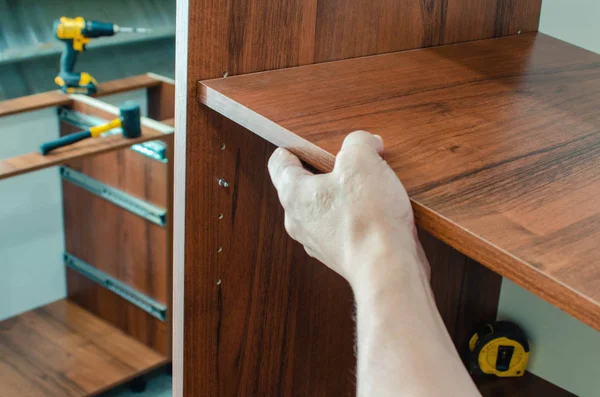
[{"x1": 119, "y1": 101, "x2": 142, "y2": 138}]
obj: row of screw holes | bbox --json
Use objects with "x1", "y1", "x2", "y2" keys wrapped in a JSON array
[{"x1": 216, "y1": 104, "x2": 228, "y2": 283}]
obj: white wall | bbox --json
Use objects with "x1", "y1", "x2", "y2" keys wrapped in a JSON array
[
  {"x1": 498, "y1": 280, "x2": 600, "y2": 397},
  {"x1": 497, "y1": 2, "x2": 600, "y2": 396},
  {"x1": 0, "y1": 109, "x2": 66, "y2": 320},
  {"x1": 539, "y1": 0, "x2": 600, "y2": 54},
  {"x1": 0, "y1": 90, "x2": 147, "y2": 321}
]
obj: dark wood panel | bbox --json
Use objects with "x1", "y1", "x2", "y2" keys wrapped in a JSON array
[
  {"x1": 0, "y1": 299, "x2": 166, "y2": 397},
  {"x1": 61, "y1": 87, "x2": 174, "y2": 357},
  {"x1": 62, "y1": 125, "x2": 169, "y2": 208},
  {"x1": 148, "y1": 79, "x2": 176, "y2": 121},
  {"x1": 178, "y1": 1, "x2": 543, "y2": 396},
  {"x1": 0, "y1": 91, "x2": 71, "y2": 119},
  {"x1": 67, "y1": 268, "x2": 169, "y2": 356},
  {"x1": 161, "y1": 118, "x2": 175, "y2": 127},
  {"x1": 63, "y1": 180, "x2": 169, "y2": 355},
  {"x1": 199, "y1": 33, "x2": 600, "y2": 330},
  {"x1": 0, "y1": 74, "x2": 161, "y2": 118},
  {"x1": 164, "y1": 137, "x2": 175, "y2": 359},
  {"x1": 197, "y1": 124, "x2": 356, "y2": 396},
  {"x1": 313, "y1": 0, "x2": 540, "y2": 62},
  {"x1": 94, "y1": 74, "x2": 161, "y2": 97},
  {"x1": 0, "y1": 99, "x2": 172, "y2": 182},
  {"x1": 477, "y1": 372, "x2": 576, "y2": 397},
  {"x1": 62, "y1": 183, "x2": 168, "y2": 304}
]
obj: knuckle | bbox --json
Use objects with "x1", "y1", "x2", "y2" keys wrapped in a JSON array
[{"x1": 348, "y1": 130, "x2": 372, "y2": 140}]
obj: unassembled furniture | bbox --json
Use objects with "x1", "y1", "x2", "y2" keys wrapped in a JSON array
[
  {"x1": 175, "y1": 1, "x2": 596, "y2": 396},
  {"x1": 0, "y1": 74, "x2": 174, "y2": 397}
]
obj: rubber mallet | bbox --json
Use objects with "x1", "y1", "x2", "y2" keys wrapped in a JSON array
[{"x1": 40, "y1": 101, "x2": 141, "y2": 155}]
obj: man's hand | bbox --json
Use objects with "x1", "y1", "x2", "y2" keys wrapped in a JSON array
[
  {"x1": 268, "y1": 131, "x2": 480, "y2": 397},
  {"x1": 268, "y1": 130, "x2": 427, "y2": 287}
]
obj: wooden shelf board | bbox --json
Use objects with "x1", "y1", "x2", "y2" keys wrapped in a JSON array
[
  {"x1": 0, "y1": 299, "x2": 167, "y2": 397},
  {"x1": 199, "y1": 33, "x2": 600, "y2": 330},
  {"x1": 0, "y1": 96, "x2": 174, "y2": 182},
  {"x1": 477, "y1": 372, "x2": 576, "y2": 397},
  {"x1": 0, "y1": 74, "x2": 163, "y2": 118}
]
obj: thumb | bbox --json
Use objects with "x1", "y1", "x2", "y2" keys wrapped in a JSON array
[{"x1": 268, "y1": 147, "x2": 313, "y2": 196}]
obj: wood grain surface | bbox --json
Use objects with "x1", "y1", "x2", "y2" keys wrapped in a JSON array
[
  {"x1": 312, "y1": 0, "x2": 541, "y2": 62},
  {"x1": 61, "y1": 91, "x2": 174, "y2": 356},
  {"x1": 62, "y1": 173, "x2": 168, "y2": 303},
  {"x1": 0, "y1": 74, "x2": 161, "y2": 118},
  {"x1": 145, "y1": 76, "x2": 176, "y2": 357},
  {"x1": 477, "y1": 371, "x2": 576, "y2": 397},
  {"x1": 200, "y1": 33, "x2": 600, "y2": 331},
  {"x1": 63, "y1": 138, "x2": 170, "y2": 208},
  {"x1": 0, "y1": 299, "x2": 166, "y2": 397},
  {"x1": 0, "y1": 98, "x2": 172, "y2": 181},
  {"x1": 148, "y1": 81, "x2": 176, "y2": 122},
  {"x1": 66, "y1": 266, "x2": 170, "y2": 356},
  {"x1": 62, "y1": 144, "x2": 171, "y2": 355},
  {"x1": 177, "y1": 0, "x2": 543, "y2": 395}
]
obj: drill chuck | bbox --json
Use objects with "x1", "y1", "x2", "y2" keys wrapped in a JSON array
[{"x1": 84, "y1": 20, "x2": 117, "y2": 38}]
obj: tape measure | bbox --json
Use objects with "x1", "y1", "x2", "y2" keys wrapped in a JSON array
[{"x1": 467, "y1": 321, "x2": 530, "y2": 377}]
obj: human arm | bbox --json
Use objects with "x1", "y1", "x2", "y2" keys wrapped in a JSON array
[{"x1": 267, "y1": 131, "x2": 481, "y2": 397}]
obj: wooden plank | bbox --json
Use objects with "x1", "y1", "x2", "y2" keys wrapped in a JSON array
[
  {"x1": 66, "y1": 267, "x2": 169, "y2": 356},
  {"x1": 199, "y1": 33, "x2": 600, "y2": 331},
  {"x1": 477, "y1": 372, "x2": 576, "y2": 397},
  {"x1": 0, "y1": 299, "x2": 166, "y2": 397},
  {"x1": 0, "y1": 96, "x2": 174, "y2": 181},
  {"x1": 312, "y1": 0, "x2": 541, "y2": 62},
  {"x1": 61, "y1": 137, "x2": 172, "y2": 356},
  {"x1": 95, "y1": 74, "x2": 161, "y2": 97},
  {"x1": 176, "y1": 1, "x2": 543, "y2": 396},
  {"x1": 62, "y1": 76, "x2": 175, "y2": 358},
  {"x1": 0, "y1": 74, "x2": 161, "y2": 118},
  {"x1": 148, "y1": 75, "x2": 176, "y2": 121},
  {"x1": 164, "y1": 136, "x2": 175, "y2": 359},
  {"x1": 185, "y1": 127, "x2": 357, "y2": 396},
  {"x1": 0, "y1": 91, "x2": 71, "y2": 119},
  {"x1": 62, "y1": 171, "x2": 168, "y2": 304},
  {"x1": 161, "y1": 118, "x2": 175, "y2": 127},
  {"x1": 63, "y1": 135, "x2": 170, "y2": 208}
]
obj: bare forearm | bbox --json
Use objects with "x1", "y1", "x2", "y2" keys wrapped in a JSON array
[
  {"x1": 268, "y1": 132, "x2": 482, "y2": 397},
  {"x1": 352, "y1": 238, "x2": 481, "y2": 397}
]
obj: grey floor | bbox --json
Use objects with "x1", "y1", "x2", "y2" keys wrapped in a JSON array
[{"x1": 100, "y1": 370, "x2": 172, "y2": 397}]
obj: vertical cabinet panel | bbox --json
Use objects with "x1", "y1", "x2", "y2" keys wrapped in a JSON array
[
  {"x1": 60, "y1": 117, "x2": 172, "y2": 355},
  {"x1": 179, "y1": 0, "x2": 541, "y2": 394}
]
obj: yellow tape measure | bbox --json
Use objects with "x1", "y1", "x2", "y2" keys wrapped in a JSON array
[{"x1": 467, "y1": 321, "x2": 529, "y2": 377}]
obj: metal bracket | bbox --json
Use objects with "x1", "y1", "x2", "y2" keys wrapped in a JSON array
[
  {"x1": 57, "y1": 107, "x2": 168, "y2": 162},
  {"x1": 61, "y1": 166, "x2": 167, "y2": 227},
  {"x1": 64, "y1": 253, "x2": 167, "y2": 322}
]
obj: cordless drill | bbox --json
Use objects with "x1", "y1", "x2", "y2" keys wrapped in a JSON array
[{"x1": 54, "y1": 17, "x2": 151, "y2": 94}]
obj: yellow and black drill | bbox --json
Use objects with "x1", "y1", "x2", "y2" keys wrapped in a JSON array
[{"x1": 54, "y1": 17, "x2": 151, "y2": 94}]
